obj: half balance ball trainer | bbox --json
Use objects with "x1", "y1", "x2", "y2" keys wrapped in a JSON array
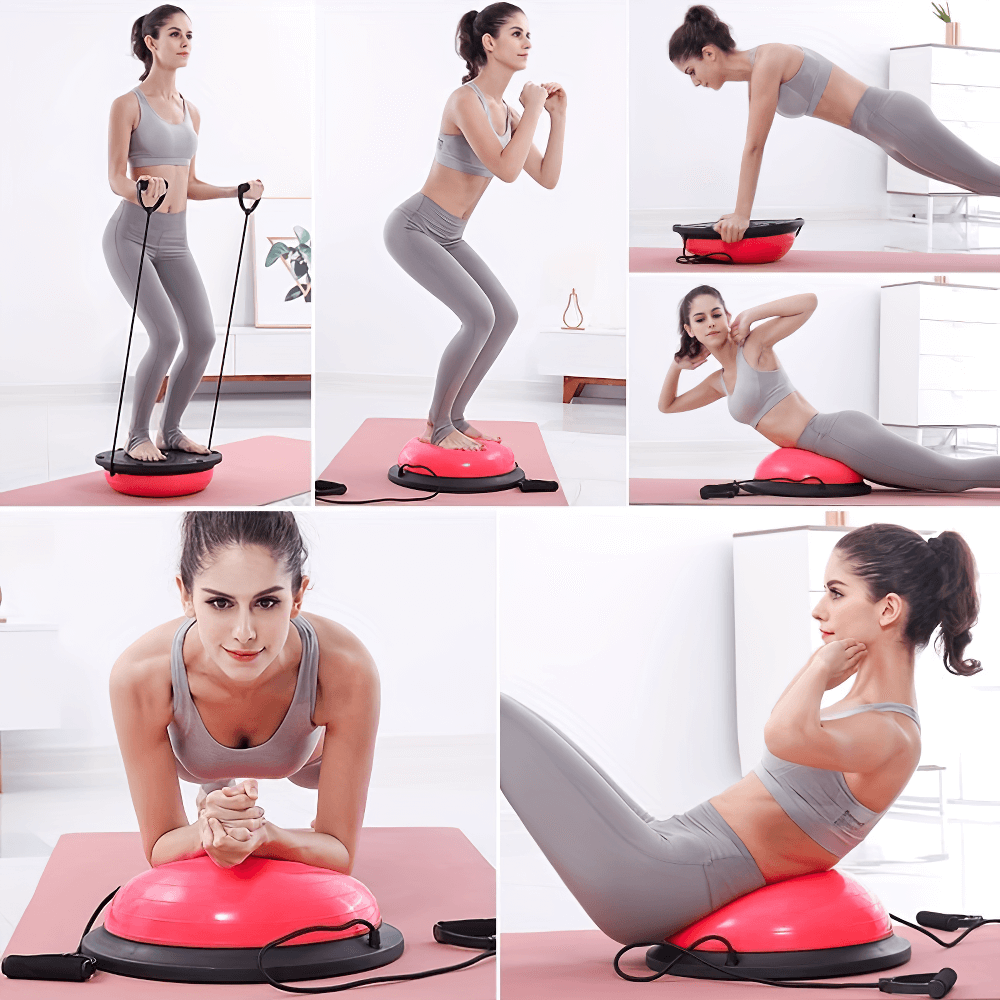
[{"x1": 674, "y1": 219, "x2": 804, "y2": 265}]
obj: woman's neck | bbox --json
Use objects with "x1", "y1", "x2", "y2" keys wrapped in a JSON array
[
  {"x1": 726, "y1": 48, "x2": 756, "y2": 83},
  {"x1": 843, "y1": 642, "x2": 917, "y2": 706},
  {"x1": 709, "y1": 339, "x2": 739, "y2": 366},
  {"x1": 471, "y1": 61, "x2": 515, "y2": 100},
  {"x1": 141, "y1": 64, "x2": 179, "y2": 97}
]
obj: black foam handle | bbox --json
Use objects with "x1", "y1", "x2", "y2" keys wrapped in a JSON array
[
  {"x1": 136, "y1": 177, "x2": 168, "y2": 213},
  {"x1": 433, "y1": 918, "x2": 496, "y2": 949},
  {"x1": 237, "y1": 181, "x2": 261, "y2": 216},
  {"x1": 700, "y1": 482, "x2": 741, "y2": 499},
  {"x1": 315, "y1": 480, "x2": 347, "y2": 496},
  {"x1": 2, "y1": 953, "x2": 97, "y2": 982},
  {"x1": 518, "y1": 479, "x2": 559, "y2": 493},
  {"x1": 929, "y1": 968, "x2": 958, "y2": 998},
  {"x1": 917, "y1": 911, "x2": 980, "y2": 931},
  {"x1": 879, "y1": 968, "x2": 958, "y2": 997}
]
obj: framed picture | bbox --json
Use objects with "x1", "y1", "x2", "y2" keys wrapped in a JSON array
[{"x1": 251, "y1": 197, "x2": 312, "y2": 328}]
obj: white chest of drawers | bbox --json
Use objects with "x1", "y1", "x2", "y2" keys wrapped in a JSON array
[
  {"x1": 887, "y1": 45, "x2": 1000, "y2": 198},
  {"x1": 879, "y1": 281, "x2": 1000, "y2": 439}
]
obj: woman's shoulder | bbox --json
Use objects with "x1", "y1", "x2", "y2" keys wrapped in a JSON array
[
  {"x1": 111, "y1": 89, "x2": 142, "y2": 120},
  {"x1": 750, "y1": 42, "x2": 804, "y2": 69},
  {"x1": 302, "y1": 613, "x2": 379, "y2": 691},
  {"x1": 109, "y1": 618, "x2": 183, "y2": 718}
]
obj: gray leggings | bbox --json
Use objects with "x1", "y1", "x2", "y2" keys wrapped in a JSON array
[
  {"x1": 103, "y1": 201, "x2": 216, "y2": 453},
  {"x1": 384, "y1": 194, "x2": 518, "y2": 445},
  {"x1": 500, "y1": 694, "x2": 765, "y2": 944},
  {"x1": 851, "y1": 87, "x2": 1000, "y2": 196},
  {"x1": 798, "y1": 411, "x2": 1000, "y2": 491}
]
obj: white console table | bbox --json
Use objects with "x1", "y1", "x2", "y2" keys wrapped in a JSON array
[
  {"x1": 0, "y1": 623, "x2": 61, "y2": 793},
  {"x1": 535, "y1": 328, "x2": 626, "y2": 403}
]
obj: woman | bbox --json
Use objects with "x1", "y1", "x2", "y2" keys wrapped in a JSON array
[
  {"x1": 110, "y1": 512, "x2": 380, "y2": 872},
  {"x1": 501, "y1": 522, "x2": 981, "y2": 944},
  {"x1": 383, "y1": 3, "x2": 566, "y2": 451},
  {"x1": 669, "y1": 5, "x2": 1000, "y2": 242},
  {"x1": 659, "y1": 285, "x2": 1000, "y2": 492},
  {"x1": 104, "y1": 5, "x2": 264, "y2": 462}
]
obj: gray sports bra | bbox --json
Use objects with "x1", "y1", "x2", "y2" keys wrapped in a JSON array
[
  {"x1": 166, "y1": 615, "x2": 323, "y2": 783},
  {"x1": 755, "y1": 702, "x2": 921, "y2": 858},
  {"x1": 720, "y1": 345, "x2": 796, "y2": 427},
  {"x1": 128, "y1": 87, "x2": 199, "y2": 170},
  {"x1": 435, "y1": 81, "x2": 512, "y2": 178},
  {"x1": 748, "y1": 46, "x2": 834, "y2": 119}
]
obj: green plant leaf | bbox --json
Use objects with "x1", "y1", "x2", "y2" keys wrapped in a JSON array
[
  {"x1": 299, "y1": 245, "x2": 312, "y2": 265},
  {"x1": 265, "y1": 242, "x2": 289, "y2": 266},
  {"x1": 294, "y1": 225, "x2": 311, "y2": 244},
  {"x1": 285, "y1": 286, "x2": 304, "y2": 301}
]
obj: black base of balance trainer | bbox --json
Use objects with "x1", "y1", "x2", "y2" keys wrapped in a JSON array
[
  {"x1": 95, "y1": 449, "x2": 223, "y2": 476},
  {"x1": 80, "y1": 922, "x2": 405, "y2": 985},
  {"x1": 645, "y1": 933, "x2": 911, "y2": 981},
  {"x1": 740, "y1": 480, "x2": 873, "y2": 498},
  {"x1": 388, "y1": 465, "x2": 527, "y2": 494}
]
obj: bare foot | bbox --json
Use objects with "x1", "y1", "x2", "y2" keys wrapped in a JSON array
[
  {"x1": 418, "y1": 423, "x2": 483, "y2": 451},
  {"x1": 458, "y1": 424, "x2": 500, "y2": 443},
  {"x1": 127, "y1": 439, "x2": 166, "y2": 461},
  {"x1": 157, "y1": 431, "x2": 210, "y2": 455}
]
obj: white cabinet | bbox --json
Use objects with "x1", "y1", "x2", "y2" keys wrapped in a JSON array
[
  {"x1": 0, "y1": 623, "x2": 61, "y2": 732},
  {"x1": 879, "y1": 282, "x2": 1000, "y2": 438},
  {"x1": 732, "y1": 526, "x2": 850, "y2": 775},
  {"x1": 888, "y1": 45, "x2": 1000, "y2": 197}
]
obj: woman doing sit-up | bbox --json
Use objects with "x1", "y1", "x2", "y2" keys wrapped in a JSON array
[
  {"x1": 658, "y1": 285, "x2": 1000, "y2": 492},
  {"x1": 669, "y1": 5, "x2": 1000, "y2": 242},
  {"x1": 501, "y1": 522, "x2": 981, "y2": 944}
]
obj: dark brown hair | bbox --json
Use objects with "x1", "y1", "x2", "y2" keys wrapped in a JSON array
[
  {"x1": 835, "y1": 524, "x2": 981, "y2": 676},
  {"x1": 179, "y1": 512, "x2": 308, "y2": 593},
  {"x1": 675, "y1": 284, "x2": 727, "y2": 361},
  {"x1": 456, "y1": 4, "x2": 524, "y2": 83},
  {"x1": 668, "y1": 5, "x2": 737, "y2": 64},
  {"x1": 132, "y1": 5, "x2": 187, "y2": 82}
]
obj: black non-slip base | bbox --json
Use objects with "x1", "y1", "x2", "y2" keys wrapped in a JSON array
[
  {"x1": 387, "y1": 465, "x2": 527, "y2": 494},
  {"x1": 672, "y1": 219, "x2": 805, "y2": 241},
  {"x1": 80, "y1": 923, "x2": 405, "y2": 985},
  {"x1": 95, "y1": 448, "x2": 223, "y2": 476},
  {"x1": 645, "y1": 933, "x2": 911, "y2": 981}
]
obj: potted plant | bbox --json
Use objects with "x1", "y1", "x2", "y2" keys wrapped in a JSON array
[{"x1": 932, "y1": 2, "x2": 960, "y2": 46}]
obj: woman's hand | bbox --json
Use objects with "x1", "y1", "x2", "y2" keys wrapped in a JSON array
[
  {"x1": 729, "y1": 311, "x2": 753, "y2": 345},
  {"x1": 541, "y1": 82, "x2": 567, "y2": 116},
  {"x1": 673, "y1": 344, "x2": 711, "y2": 369},
  {"x1": 714, "y1": 213, "x2": 750, "y2": 243},
  {"x1": 197, "y1": 780, "x2": 265, "y2": 832},
  {"x1": 811, "y1": 639, "x2": 867, "y2": 690},
  {"x1": 200, "y1": 816, "x2": 268, "y2": 869},
  {"x1": 242, "y1": 178, "x2": 264, "y2": 200},
  {"x1": 137, "y1": 174, "x2": 167, "y2": 205},
  {"x1": 519, "y1": 82, "x2": 548, "y2": 112}
]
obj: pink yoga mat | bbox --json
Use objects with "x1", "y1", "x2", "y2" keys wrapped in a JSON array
[
  {"x1": 630, "y1": 246, "x2": 1000, "y2": 273},
  {"x1": 0, "y1": 437, "x2": 310, "y2": 507},
  {"x1": 630, "y1": 478, "x2": 1000, "y2": 506},
  {"x1": 501, "y1": 927, "x2": 999, "y2": 999},
  {"x1": 318, "y1": 418, "x2": 567, "y2": 506},
  {"x1": 2, "y1": 828, "x2": 495, "y2": 998}
]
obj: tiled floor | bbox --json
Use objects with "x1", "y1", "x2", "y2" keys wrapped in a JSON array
[
  {"x1": 0, "y1": 388, "x2": 311, "y2": 504},
  {"x1": 315, "y1": 375, "x2": 627, "y2": 506},
  {"x1": 630, "y1": 210, "x2": 1000, "y2": 254}
]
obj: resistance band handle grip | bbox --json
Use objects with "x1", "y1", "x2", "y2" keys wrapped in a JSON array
[
  {"x1": 315, "y1": 479, "x2": 348, "y2": 497},
  {"x1": 237, "y1": 181, "x2": 261, "y2": 216},
  {"x1": 2, "y1": 953, "x2": 98, "y2": 982},
  {"x1": 878, "y1": 968, "x2": 957, "y2": 998},
  {"x1": 136, "y1": 178, "x2": 168, "y2": 213},
  {"x1": 433, "y1": 918, "x2": 496, "y2": 950},
  {"x1": 917, "y1": 911, "x2": 982, "y2": 931},
  {"x1": 700, "y1": 482, "x2": 741, "y2": 499},
  {"x1": 518, "y1": 479, "x2": 559, "y2": 493}
]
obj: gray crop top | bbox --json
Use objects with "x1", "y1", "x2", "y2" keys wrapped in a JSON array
[
  {"x1": 128, "y1": 87, "x2": 198, "y2": 170},
  {"x1": 755, "y1": 702, "x2": 921, "y2": 858},
  {"x1": 166, "y1": 615, "x2": 323, "y2": 783},
  {"x1": 435, "y1": 81, "x2": 512, "y2": 178},
  {"x1": 720, "y1": 346, "x2": 796, "y2": 427},
  {"x1": 748, "y1": 46, "x2": 834, "y2": 119}
]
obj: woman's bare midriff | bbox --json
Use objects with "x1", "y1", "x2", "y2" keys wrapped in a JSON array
[
  {"x1": 812, "y1": 64, "x2": 870, "y2": 130},
  {"x1": 131, "y1": 163, "x2": 190, "y2": 214},
  {"x1": 711, "y1": 772, "x2": 840, "y2": 883},
  {"x1": 420, "y1": 161, "x2": 492, "y2": 220},
  {"x1": 754, "y1": 391, "x2": 818, "y2": 448}
]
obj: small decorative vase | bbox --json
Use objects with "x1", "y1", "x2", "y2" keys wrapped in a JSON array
[
  {"x1": 561, "y1": 288, "x2": 585, "y2": 330},
  {"x1": 945, "y1": 21, "x2": 961, "y2": 45}
]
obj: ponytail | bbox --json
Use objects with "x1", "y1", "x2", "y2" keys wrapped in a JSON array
[
  {"x1": 455, "y1": 3, "x2": 524, "y2": 83},
  {"x1": 927, "y1": 532, "x2": 981, "y2": 676}
]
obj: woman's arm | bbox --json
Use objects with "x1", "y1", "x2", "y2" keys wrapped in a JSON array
[
  {"x1": 184, "y1": 105, "x2": 264, "y2": 202},
  {"x1": 454, "y1": 83, "x2": 548, "y2": 183},
  {"x1": 108, "y1": 94, "x2": 151, "y2": 205},
  {"x1": 658, "y1": 358, "x2": 724, "y2": 413},
  {"x1": 732, "y1": 293, "x2": 817, "y2": 359},
  {"x1": 253, "y1": 616, "x2": 380, "y2": 875},
  {"x1": 519, "y1": 83, "x2": 566, "y2": 189},
  {"x1": 714, "y1": 48, "x2": 783, "y2": 243}
]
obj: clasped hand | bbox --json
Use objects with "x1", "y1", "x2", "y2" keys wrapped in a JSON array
[
  {"x1": 810, "y1": 639, "x2": 867, "y2": 690},
  {"x1": 196, "y1": 779, "x2": 267, "y2": 868}
]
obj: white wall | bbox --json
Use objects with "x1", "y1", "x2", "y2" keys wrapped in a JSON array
[
  {"x1": 630, "y1": 272, "x2": 887, "y2": 445},
  {"x1": 315, "y1": 0, "x2": 627, "y2": 385},
  {"x1": 630, "y1": 0, "x2": 1000, "y2": 216},
  {"x1": 0, "y1": 509, "x2": 495, "y2": 750},
  {"x1": 0, "y1": 0, "x2": 312, "y2": 388}
]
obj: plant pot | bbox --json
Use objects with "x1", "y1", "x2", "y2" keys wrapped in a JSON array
[{"x1": 945, "y1": 21, "x2": 961, "y2": 46}]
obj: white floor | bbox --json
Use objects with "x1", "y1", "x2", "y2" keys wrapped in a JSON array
[
  {"x1": 0, "y1": 387, "x2": 312, "y2": 505},
  {"x1": 0, "y1": 735, "x2": 495, "y2": 954},
  {"x1": 315, "y1": 375, "x2": 627, "y2": 506},
  {"x1": 631, "y1": 210, "x2": 1000, "y2": 255}
]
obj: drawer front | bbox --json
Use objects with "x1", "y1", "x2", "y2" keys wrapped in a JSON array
[
  {"x1": 919, "y1": 354, "x2": 997, "y2": 391},
  {"x1": 919, "y1": 320, "x2": 1000, "y2": 357},
  {"x1": 917, "y1": 389, "x2": 1000, "y2": 424},
  {"x1": 931, "y1": 47, "x2": 1000, "y2": 87},
  {"x1": 918, "y1": 284, "x2": 999, "y2": 323},
  {"x1": 233, "y1": 333, "x2": 310, "y2": 375},
  {"x1": 931, "y1": 83, "x2": 1000, "y2": 123}
]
